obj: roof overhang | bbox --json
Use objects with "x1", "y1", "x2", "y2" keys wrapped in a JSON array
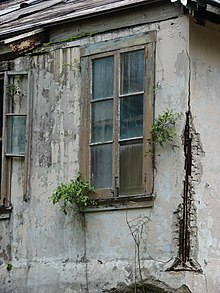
[
  {"x1": 172, "y1": 0, "x2": 220, "y2": 23},
  {"x1": 0, "y1": 0, "x2": 162, "y2": 41}
]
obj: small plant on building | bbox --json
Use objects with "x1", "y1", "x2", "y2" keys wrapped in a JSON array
[
  {"x1": 6, "y1": 84, "x2": 22, "y2": 97},
  {"x1": 148, "y1": 109, "x2": 183, "y2": 152},
  {"x1": 49, "y1": 173, "x2": 96, "y2": 215}
]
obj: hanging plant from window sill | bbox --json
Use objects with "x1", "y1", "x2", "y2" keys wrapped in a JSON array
[
  {"x1": 48, "y1": 173, "x2": 96, "y2": 215},
  {"x1": 147, "y1": 109, "x2": 183, "y2": 152}
]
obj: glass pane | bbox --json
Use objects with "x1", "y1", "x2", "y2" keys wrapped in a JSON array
[
  {"x1": 120, "y1": 50, "x2": 144, "y2": 95},
  {"x1": 91, "y1": 100, "x2": 113, "y2": 143},
  {"x1": 120, "y1": 143, "x2": 143, "y2": 195},
  {"x1": 7, "y1": 116, "x2": 26, "y2": 155},
  {"x1": 92, "y1": 56, "x2": 114, "y2": 100},
  {"x1": 8, "y1": 75, "x2": 28, "y2": 113},
  {"x1": 91, "y1": 144, "x2": 112, "y2": 189},
  {"x1": 120, "y1": 95, "x2": 143, "y2": 139}
]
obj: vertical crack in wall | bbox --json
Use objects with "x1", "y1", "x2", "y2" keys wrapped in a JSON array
[
  {"x1": 180, "y1": 110, "x2": 191, "y2": 265},
  {"x1": 168, "y1": 52, "x2": 204, "y2": 272},
  {"x1": 169, "y1": 111, "x2": 204, "y2": 272}
]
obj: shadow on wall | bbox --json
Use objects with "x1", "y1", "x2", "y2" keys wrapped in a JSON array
[{"x1": 103, "y1": 277, "x2": 191, "y2": 293}]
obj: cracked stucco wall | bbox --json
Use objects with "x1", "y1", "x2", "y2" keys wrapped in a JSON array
[
  {"x1": 0, "y1": 15, "x2": 220, "y2": 293},
  {"x1": 187, "y1": 19, "x2": 220, "y2": 293}
]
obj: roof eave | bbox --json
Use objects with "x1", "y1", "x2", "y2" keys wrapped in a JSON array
[{"x1": 0, "y1": 0, "x2": 163, "y2": 41}]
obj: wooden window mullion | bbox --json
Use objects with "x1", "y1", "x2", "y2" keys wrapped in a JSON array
[
  {"x1": 80, "y1": 56, "x2": 90, "y2": 179},
  {"x1": 113, "y1": 52, "x2": 120, "y2": 197},
  {"x1": 23, "y1": 71, "x2": 32, "y2": 201},
  {"x1": 1, "y1": 72, "x2": 9, "y2": 206}
]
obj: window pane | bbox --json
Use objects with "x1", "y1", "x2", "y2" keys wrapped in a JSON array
[
  {"x1": 92, "y1": 56, "x2": 114, "y2": 100},
  {"x1": 91, "y1": 143, "x2": 112, "y2": 189},
  {"x1": 7, "y1": 116, "x2": 26, "y2": 155},
  {"x1": 120, "y1": 95, "x2": 143, "y2": 139},
  {"x1": 8, "y1": 75, "x2": 28, "y2": 113},
  {"x1": 91, "y1": 100, "x2": 113, "y2": 143},
  {"x1": 120, "y1": 142, "x2": 143, "y2": 195},
  {"x1": 120, "y1": 50, "x2": 144, "y2": 95}
]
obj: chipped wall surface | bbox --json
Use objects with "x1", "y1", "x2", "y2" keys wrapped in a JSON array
[
  {"x1": 0, "y1": 13, "x2": 220, "y2": 293},
  {"x1": 189, "y1": 20, "x2": 220, "y2": 293}
]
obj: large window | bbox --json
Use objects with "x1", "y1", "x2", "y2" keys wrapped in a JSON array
[{"x1": 81, "y1": 32, "x2": 156, "y2": 201}]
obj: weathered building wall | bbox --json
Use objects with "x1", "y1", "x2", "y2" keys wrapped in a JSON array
[
  {"x1": 83, "y1": 16, "x2": 190, "y2": 293},
  {"x1": 0, "y1": 13, "x2": 219, "y2": 293},
  {"x1": 188, "y1": 20, "x2": 220, "y2": 293},
  {"x1": 0, "y1": 48, "x2": 86, "y2": 293}
]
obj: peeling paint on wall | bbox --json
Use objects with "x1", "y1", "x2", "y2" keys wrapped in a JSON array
[
  {"x1": 0, "y1": 15, "x2": 220, "y2": 293},
  {"x1": 170, "y1": 111, "x2": 204, "y2": 272}
]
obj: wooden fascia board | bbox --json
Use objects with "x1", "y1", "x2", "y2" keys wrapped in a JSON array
[
  {"x1": 2, "y1": 28, "x2": 45, "y2": 45},
  {"x1": 0, "y1": 29, "x2": 48, "y2": 59}
]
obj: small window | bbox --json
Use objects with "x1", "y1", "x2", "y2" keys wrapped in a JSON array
[
  {"x1": 81, "y1": 32, "x2": 155, "y2": 202},
  {"x1": 0, "y1": 72, "x2": 31, "y2": 207}
]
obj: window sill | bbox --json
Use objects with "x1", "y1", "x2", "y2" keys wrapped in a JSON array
[
  {"x1": 85, "y1": 195, "x2": 154, "y2": 212},
  {"x1": 0, "y1": 206, "x2": 12, "y2": 220}
]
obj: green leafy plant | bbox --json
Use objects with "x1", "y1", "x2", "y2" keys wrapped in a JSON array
[
  {"x1": 49, "y1": 173, "x2": 96, "y2": 215},
  {"x1": 6, "y1": 84, "x2": 21, "y2": 97},
  {"x1": 148, "y1": 109, "x2": 183, "y2": 151}
]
